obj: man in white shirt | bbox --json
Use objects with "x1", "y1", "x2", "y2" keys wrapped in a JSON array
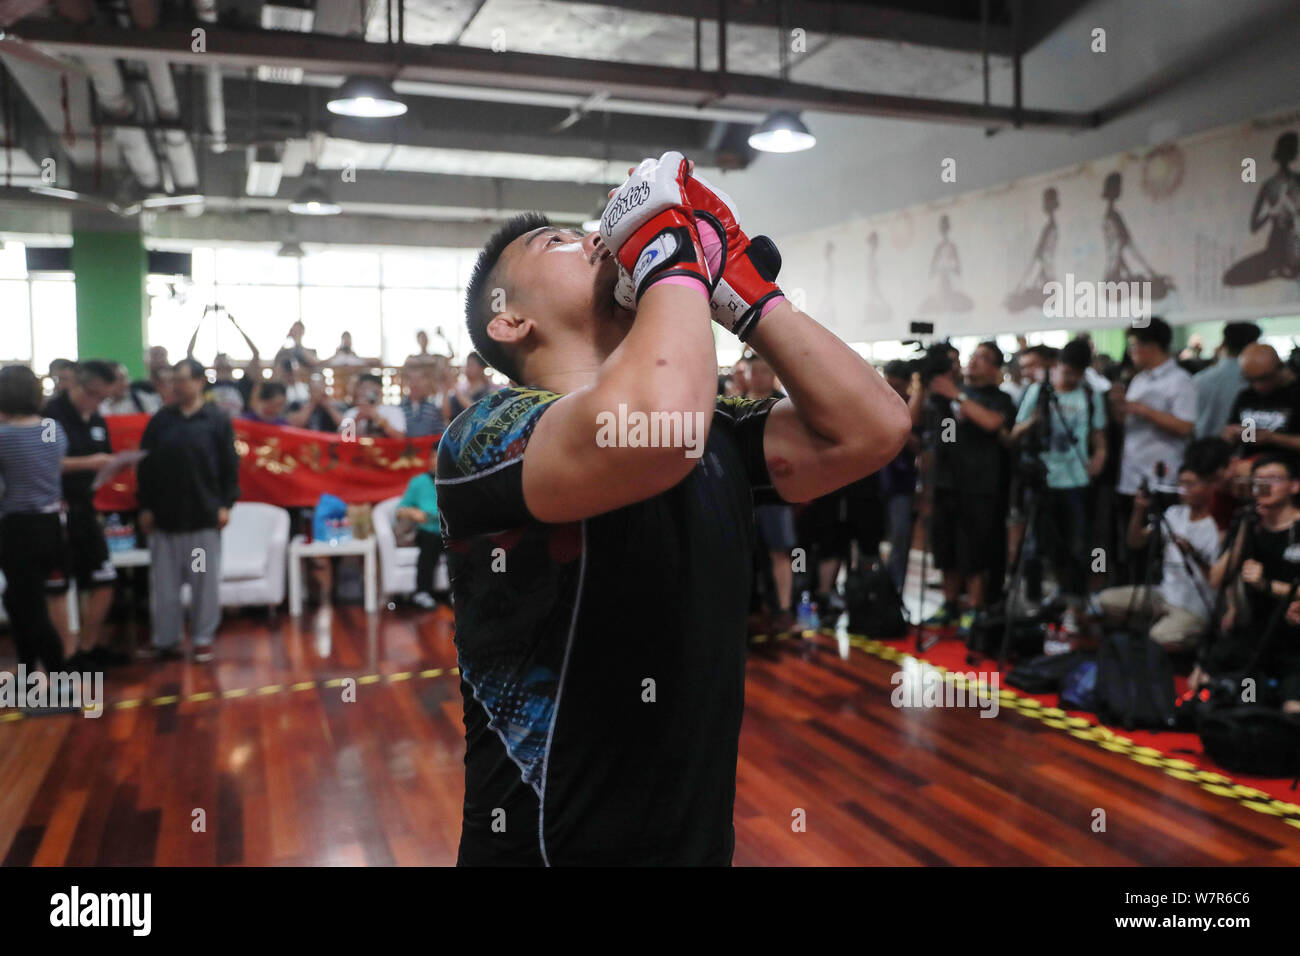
[
  {"x1": 1115, "y1": 317, "x2": 1197, "y2": 581},
  {"x1": 1097, "y1": 459, "x2": 1222, "y2": 649}
]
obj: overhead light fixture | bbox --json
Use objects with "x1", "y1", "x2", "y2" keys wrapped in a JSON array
[
  {"x1": 327, "y1": 76, "x2": 407, "y2": 119},
  {"x1": 288, "y1": 169, "x2": 341, "y2": 216},
  {"x1": 748, "y1": 111, "x2": 816, "y2": 153},
  {"x1": 288, "y1": 184, "x2": 341, "y2": 215}
]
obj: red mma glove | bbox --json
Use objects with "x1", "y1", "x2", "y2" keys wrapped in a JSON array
[{"x1": 684, "y1": 172, "x2": 784, "y2": 341}]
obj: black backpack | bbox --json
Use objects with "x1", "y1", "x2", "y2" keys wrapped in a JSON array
[
  {"x1": 1094, "y1": 631, "x2": 1176, "y2": 730},
  {"x1": 966, "y1": 601, "x2": 1052, "y2": 662},
  {"x1": 1199, "y1": 707, "x2": 1300, "y2": 780},
  {"x1": 845, "y1": 560, "x2": 907, "y2": 638},
  {"x1": 1007, "y1": 649, "x2": 1092, "y2": 694}
]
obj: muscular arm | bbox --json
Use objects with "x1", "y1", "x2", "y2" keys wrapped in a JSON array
[
  {"x1": 522, "y1": 283, "x2": 719, "y2": 522},
  {"x1": 744, "y1": 301, "x2": 910, "y2": 503}
]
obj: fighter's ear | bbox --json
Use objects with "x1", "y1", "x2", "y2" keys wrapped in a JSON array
[{"x1": 485, "y1": 309, "x2": 533, "y2": 348}]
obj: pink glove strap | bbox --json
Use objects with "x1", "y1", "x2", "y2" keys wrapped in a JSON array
[
  {"x1": 760, "y1": 294, "x2": 786, "y2": 318},
  {"x1": 651, "y1": 274, "x2": 710, "y2": 297}
]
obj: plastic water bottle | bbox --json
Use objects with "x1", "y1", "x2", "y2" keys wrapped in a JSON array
[
  {"x1": 105, "y1": 514, "x2": 125, "y2": 553},
  {"x1": 797, "y1": 591, "x2": 814, "y2": 631}
]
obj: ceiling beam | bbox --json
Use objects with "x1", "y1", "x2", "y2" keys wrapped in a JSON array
[
  {"x1": 12, "y1": 21, "x2": 1099, "y2": 130},
  {"x1": 550, "y1": 0, "x2": 1019, "y2": 56},
  {"x1": 217, "y1": 79, "x2": 741, "y2": 168}
]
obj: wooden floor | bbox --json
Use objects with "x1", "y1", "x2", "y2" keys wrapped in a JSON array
[{"x1": 2, "y1": 603, "x2": 1299, "y2": 866}]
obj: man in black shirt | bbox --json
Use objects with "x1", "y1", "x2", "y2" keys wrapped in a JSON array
[
  {"x1": 438, "y1": 153, "x2": 910, "y2": 865},
  {"x1": 137, "y1": 359, "x2": 240, "y2": 663},
  {"x1": 1223, "y1": 343, "x2": 1300, "y2": 474},
  {"x1": 920, "y1": 341, "x2": 1015, "y2": 637},
  {"x1": 1202, "y1": 455, "x2": 1300, "y2": 711},
  {"x1": 43, "y1": 360, "x2": 123, "y2": 667}
]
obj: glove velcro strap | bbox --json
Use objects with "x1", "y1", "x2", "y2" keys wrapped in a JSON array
[
  {"x1": 713, "y1": 277, "x2": 781, "y2": 341},
  {"x1": 620, "y1": 215, "x2": 710, "y2": 301},
  {"x1": 710, "y1": 240, "x2": 783, "y2": 336}
]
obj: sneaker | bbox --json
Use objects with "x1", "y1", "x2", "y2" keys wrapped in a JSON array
[
  {"x1": 921, "y1": 603, "x2": 958, "y2": 627},
  {"x1": 957, "y1": 610, "x2": 976, "y2": 640},
  {"x1": 193, "y1": 645, "x2": 215, "y2": 664},
  {"x1": 411, "y1": 591, "x2": 437, "y2": 610}
]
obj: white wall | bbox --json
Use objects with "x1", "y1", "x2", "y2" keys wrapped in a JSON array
[{"x1": 713, "y1": 0, "x2": 1300, "y2": 246}]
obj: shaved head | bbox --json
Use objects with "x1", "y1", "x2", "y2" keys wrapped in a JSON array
[
  {"x1": 1241, "y1": 343, "x2": 1284, "y2": 394},
  {"x1": 1241, "y1": 343, "x2": 1281, "y2": 377}
]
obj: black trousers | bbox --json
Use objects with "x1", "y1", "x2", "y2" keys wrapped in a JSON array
[
  {"x1": 0, "y1": 512, "x2": 66, "y2": 670},
  {"x1": 416, "y1": 529, "x2": 444, "y2": 595}
]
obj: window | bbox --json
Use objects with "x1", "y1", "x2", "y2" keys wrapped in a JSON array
[
  {"x1": 0, "y1": 240, "x2": 77, "y2": 370},
  {"x1": 143, "y1": 242, "x2": 479, "y2": 369}
]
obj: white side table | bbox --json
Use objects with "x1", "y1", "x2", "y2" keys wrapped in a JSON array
[
  {"x1": 66, "y1": 547, "x2": 153, "y2": 634},
  {"x1": 288, "y1": 534, "x2": 378, "y2": 616}
]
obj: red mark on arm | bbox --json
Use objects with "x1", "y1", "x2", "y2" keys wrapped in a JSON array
[{"x1": 769, "y1": 456, "x2": 795, "y2": 479}]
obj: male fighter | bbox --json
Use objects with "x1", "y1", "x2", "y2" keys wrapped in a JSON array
[{"x1": 438, "y1": 151, "x2": 910, "y2": 865}]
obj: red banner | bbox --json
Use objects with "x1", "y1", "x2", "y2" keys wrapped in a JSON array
[{"x1": 93, "y1": 414, "x2": 441, "y2": 511}]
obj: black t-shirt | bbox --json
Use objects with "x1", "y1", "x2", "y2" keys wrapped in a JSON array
[
  {"x1": 43, "y1": 391, "x2": 112, "y2": 506},
  {"x1": 437, "y1": 387, "x2": 779, "y2": 866},
  {"x1": 1242, "y1": 521, "x2": 1300, "y2": 633},
  {"x1": 1230, "y1": 380, "x2": 1300, "y2": 470},
  {"x1": 929, "y1": 384, "x2": 1014, "y2": 496}
]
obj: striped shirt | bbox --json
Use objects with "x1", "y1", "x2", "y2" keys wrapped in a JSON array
[
  {"x1": 400, "y1": 397, "x2": 446, "y2": 437},
  {"x1": 0, "y1": 419, "x2": 68, "y2": 514}
]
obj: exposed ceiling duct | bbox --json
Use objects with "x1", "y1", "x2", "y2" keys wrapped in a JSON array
[
  {"x1": 194, "y1": 0, "x2": 225, "y2": 153},
  {"x1": 145, "y1": 60, "x2": 199, "y2": 190},
  {"x1": 80, "y1": 55, "x2": 163, "y2": 190}
]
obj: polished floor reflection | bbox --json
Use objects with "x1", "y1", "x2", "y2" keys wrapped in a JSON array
[{"x1": 2, "y1": 604, "x2": 1298, "y2": 866}]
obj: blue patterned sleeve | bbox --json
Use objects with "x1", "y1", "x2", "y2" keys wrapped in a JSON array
[{"x1": 435, "y1": 387, "x2": 563, "y2": 538}]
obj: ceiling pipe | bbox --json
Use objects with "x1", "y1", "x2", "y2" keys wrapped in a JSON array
[
  {"x1": 145, "y1": 60, "x2": 199, "y2": 189},
  {"x1": 80, "y1": 56, "x2": 163, "y2": 190},
  {"x1": 194, "y1": 0, "x2": 226, "y2": 152}
]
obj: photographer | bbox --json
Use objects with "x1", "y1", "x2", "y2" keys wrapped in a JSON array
[
  {"x1": 1096, "y1": 458, "x2": 1221, "y2": 650},
  {"x1": 1009, "y1": 338, "x2": 1107, "y2": 621},
  {"x1": 1197, "y1": 455, "x2": 1300, "y2": 711},
  {"x1": 920, "y1": 342, "x2": 1015, "y2": 638}
]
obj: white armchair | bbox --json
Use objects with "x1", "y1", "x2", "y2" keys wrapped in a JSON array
[
  {"x1": 373, "y1": 495, "x2": 446, "y2": 600},
  {"x1": 217, "y1": 501, "x2": 290, "y2": 610}
]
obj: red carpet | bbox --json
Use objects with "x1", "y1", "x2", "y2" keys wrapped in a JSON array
[{"x1": 878, "y1": 629, "x2": 1300, "y2": 809}]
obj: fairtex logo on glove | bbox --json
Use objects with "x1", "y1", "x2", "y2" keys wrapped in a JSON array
[
  {"x1": 602, "y1": 181, "x2": 652, "y2": 233},
  {"x1": 633, "y1": 234, "x2": 678, "y2": 289}
]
